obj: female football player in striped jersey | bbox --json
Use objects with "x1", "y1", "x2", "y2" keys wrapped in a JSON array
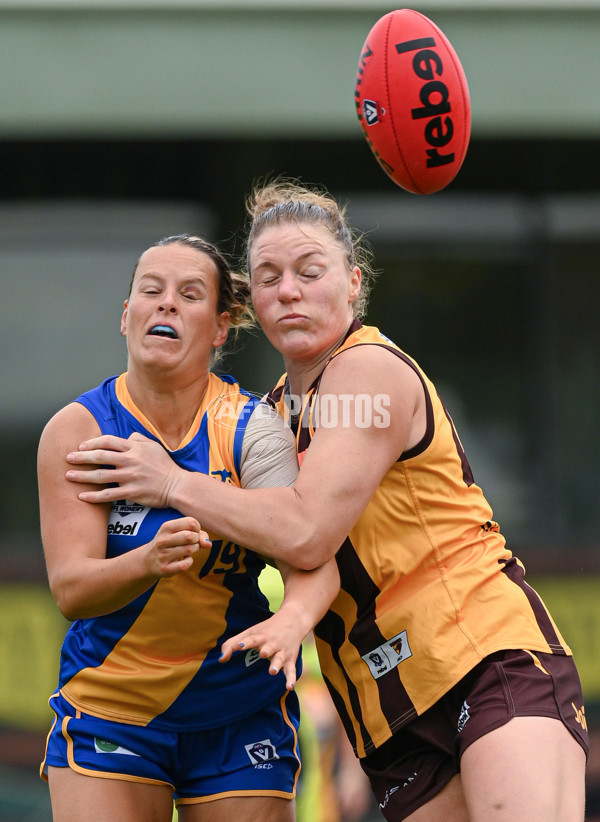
[{"x1": 38, "y1": 233, "x2": 339, "y2": 822}]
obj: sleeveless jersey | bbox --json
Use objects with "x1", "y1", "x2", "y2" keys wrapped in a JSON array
[
  {"x1": 267, "y1": 321, "x2": 571, "y2": 758},
  {"x1": 58, "y1": 372, "x2": 293, "y2": 731}
]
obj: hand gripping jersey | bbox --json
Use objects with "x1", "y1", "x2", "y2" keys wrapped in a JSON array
[
  {"x1": 267, "y1": 321, "x2": 572, "y2": 758},
  {"x1": 58, "y1": 372, "x2": 294, "y2": 731}
]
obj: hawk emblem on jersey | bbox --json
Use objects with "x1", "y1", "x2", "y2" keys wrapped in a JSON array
[
  {"x1": 362, "y1": 630, "x2": 412, "y2": 679},
  {"x1": 107, "y1": 499, "x2": 150, "y2": 537}
]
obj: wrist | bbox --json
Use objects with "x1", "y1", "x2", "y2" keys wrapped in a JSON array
[
  {"x1": 278, "y1": 597, "x2": 313, "y2": 638},
  {"x1": 163, "y1": 464, "x2": 186, "y2": 509}
]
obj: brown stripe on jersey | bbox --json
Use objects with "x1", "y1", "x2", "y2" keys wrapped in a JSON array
[
  {"x1": 265, "y1": 383, "x2": 284, "y2": 409},
  {"x1": 316, "y1": 538, "x2": 417, "y2": 752},
  {"x1": 296, "y1": 398, "x2": 313, "y2": 451},
  {"x1": 440, "y1": 400, "x2": 475, "y2": 486},
  {"x1": 500, "y1": 558, "x2": 567, "y2": 653},
  {"x1": 321, "y1": 672, "x2": 359, "y2": 750},
  {"x1": 316, "y1": 608, "x2": 370, "y2": 753}
]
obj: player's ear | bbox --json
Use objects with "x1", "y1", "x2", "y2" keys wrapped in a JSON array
[
  {"x1": 213, "y1": 311, "x2": 230, "y2": 349},
  {"x1": 120, "y1": 300, "x2": 128, "y2": 336},
  {"x1": 349, "y1": 266, "x2": 361, "y2": 304}
]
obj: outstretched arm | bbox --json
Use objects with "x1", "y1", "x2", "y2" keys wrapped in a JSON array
[
  {"x1": 219, "y1": 405, "x2": 340, "y2": 688},
  {"x1": 65, "y1": 347, "x2": 424, "y2": 570},
  {"x1": 220, "y1": 558, "x2": 340, "y2": 690}
]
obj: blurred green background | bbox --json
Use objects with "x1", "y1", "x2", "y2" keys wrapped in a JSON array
[{"x1": 1, "y1": 1, "x2": 599, "y2": 819}]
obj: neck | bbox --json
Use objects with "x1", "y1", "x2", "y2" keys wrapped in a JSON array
[
  {"x1": 124, "y1": 368, "x2": 210, "y2": 450},
  {"x1": 284, "y1": 328, "x2": 350, "y2": 397}
]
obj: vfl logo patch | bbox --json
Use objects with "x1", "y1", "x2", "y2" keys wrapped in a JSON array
[
  {"x1": 108, "y1": 499, "x2": 150, "y2": 537},
  {"x1": 245, "y1": 739, "x2": 280, "y2": 765},
  {"x1": 362, "y1": 630, "x2": 412, "y2": 679},
  {"x1": 362, "y1": 99, "x2": 385, "y2": 126}
]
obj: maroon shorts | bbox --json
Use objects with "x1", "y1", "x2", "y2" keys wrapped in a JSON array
[{"x1": 360, "y1": 649, "x2": 589, "y2": 821}]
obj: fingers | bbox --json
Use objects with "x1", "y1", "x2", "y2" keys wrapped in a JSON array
[
  {"x1": 218, "y1": 627, "x2": 298, "y2": 689},
  {"x1": 66, "y1": 433, "x2": 152, "y2": 467},
  {"x1": 75, "y1": 486, "x2": 132, "y2": 503},
  {"x1": 282, "y1": 660, "x2": 297, "y2": 691},
  {"x1": 81, "y1": 434, "x2": 143, "y2": 452},
  {"x1": 67, "y1": 435, "x2": 130, "y2": 463},
  {"x1": 150, "y1": 517, "x2": 208, "y2": 577},
  {"x1": 66, "y1": 467, "x2": 114, "y2": 486},
  {"x1": 65, "y1": 434, "x2": 175, "y2": 509}
]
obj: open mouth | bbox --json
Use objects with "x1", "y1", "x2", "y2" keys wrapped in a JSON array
[{"x1": 149, "y1": 325, "x2": 178, "y2": 339}]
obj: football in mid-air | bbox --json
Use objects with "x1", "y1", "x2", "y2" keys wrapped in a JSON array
[{"x1": 355, "y1": 9, "x2": 471, "y2": 195}]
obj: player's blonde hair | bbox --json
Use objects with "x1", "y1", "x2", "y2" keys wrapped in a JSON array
[{"x1": 244, "y1": 179, "x2": 376, "y2": 318}]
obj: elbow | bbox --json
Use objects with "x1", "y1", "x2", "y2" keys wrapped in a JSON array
[
  {"x1": 282, "y1": 528, "x2": 337, "y2": 571},
  {"x1": 50, "y1": 578, "x2": 84, "y2": 621},
  {"x1": 53, "y1": 589, "x2": 79, "y2": 621}
]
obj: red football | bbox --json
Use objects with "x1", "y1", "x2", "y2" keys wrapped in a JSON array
[{"x1": 355, "y1": 9, "x2": 471, "y2": 195}]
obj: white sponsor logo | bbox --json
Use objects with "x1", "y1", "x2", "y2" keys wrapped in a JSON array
[
  {"x1": 379, "y1": 773, "x2": 418, "y2": 809},
  {"x1": 362, "y1": 630, "x2": 412, "y2": 680},
  {"x1": 245, "y1": 739, "x2": 280, "y2": 765},
  {"x1": 244, "y1": 648, "x2": 262, "y2": 667},
  {"x1": 108, "y1": 499, "x2": 150, "y2": 537},
  {"x1": 379, "y1": 786, "x2": 400, "y2": 809},
  {"x1": 457, "y1": 700, "x2": 470, "y2": 732}
]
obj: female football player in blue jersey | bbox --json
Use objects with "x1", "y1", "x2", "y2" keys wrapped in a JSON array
[
  {"x1": 65, "y1": 184, "x2": 588, "y2": 822},
  {"x1": 37, "y1": 233, "x2": 339, "y2": 822}
]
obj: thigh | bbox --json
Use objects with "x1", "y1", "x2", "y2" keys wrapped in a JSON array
[
  {"x1": 359, "y1": 705, "x2": 460, "y2": 821},
  {"x1": 48, "y1": 765, "x2": 174, "y2": 822},
  {"x1": 404, "y1": 775, "x2": 468, "y2": 822},
  {"x1": 180, "y1": 795, "x2": 294, "y2": 822},
  {"x1": 461, "y1": 715, "x2": 586, "y2": 822}
]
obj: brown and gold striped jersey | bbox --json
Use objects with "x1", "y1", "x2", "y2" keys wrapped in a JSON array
[{"x1": 267, "y1": 321, "x2": 571, "y2": 757}]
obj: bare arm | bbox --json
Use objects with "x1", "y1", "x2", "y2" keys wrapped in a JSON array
[
  {"x1": 222, "y1": 403, "x2": 341, "y2": 687},
  {"x1": 65, "y1": 347, "x2": 425, "y2": 570},
  {"x1": 39, "y1": 402, "x2": 206, "y2": 620},
  {"x1": 220, "y1": 557, "x2": 340, "y2": 690}
]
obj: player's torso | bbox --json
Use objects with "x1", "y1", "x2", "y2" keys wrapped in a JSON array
[
  {"x1": 269, "y1": 322, "x2": 571, "y2": 756},
  {"x1": 59, "y1": 373, "x2": 283, "y2": 730}
]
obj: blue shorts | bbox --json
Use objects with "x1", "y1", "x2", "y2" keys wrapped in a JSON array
[{"x1": 41, "y1": 690, "x2": 301, "y2": 805}]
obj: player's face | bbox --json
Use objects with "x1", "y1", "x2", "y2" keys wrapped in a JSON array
[
  {"x1": 122, "y1": 244, "x2": 229, "y2": 376},
  {"x1": 249, "y1": 222, "x2": 360, "y2": 366}
]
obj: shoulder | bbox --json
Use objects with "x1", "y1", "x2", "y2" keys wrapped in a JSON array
[
  {"x1": 323, "y1": 339, "x2": 424, "y2": 402},
  {"x1": 245, "y1": 401, "x2": 292, "y2": 439},
  {"x1": 39, "y1": 401, "x2": 102, "y2": 456},
  {"x1": 240, "y1": 402, "x2": 298, "y2": 489}
]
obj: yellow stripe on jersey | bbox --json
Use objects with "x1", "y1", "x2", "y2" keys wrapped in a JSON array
[
  {"x1": 62, "y1": 373, "x2": 256, "y2": 726},
  {"x1": 62, "y1": 564, "x2": 234, "y2": 725}
]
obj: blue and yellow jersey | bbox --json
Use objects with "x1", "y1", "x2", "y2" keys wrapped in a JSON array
[
  {"x1": 58, "y1": 372, "x2": 291, "y2": 731},
  {"x1": 268, "y1": 321, "x2": 571, "y2": 757}
]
